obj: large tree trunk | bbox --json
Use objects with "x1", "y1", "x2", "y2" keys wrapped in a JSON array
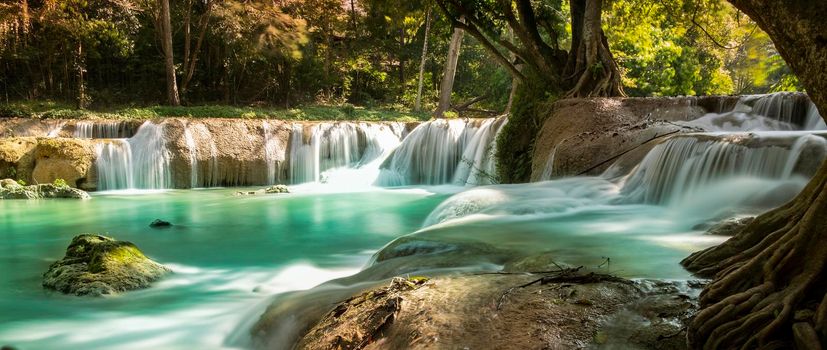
[
  {"x1": 682, "y1": 1, "x2": 827, "y2": 348},
  {"x1": 158, "y1": 0, "x2": 180, "y2": 106},
  {"x1": 414, "y1": 7, "x2": 432, "y2": 112},
  {"x1": 564, "y1": 0, "x2": 623, "y2": 97},
  {"x1": 435, "y1": 22, "x2": 463, "y2": 118}
]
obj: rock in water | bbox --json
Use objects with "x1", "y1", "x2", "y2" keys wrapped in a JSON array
[
  {"x1": 264, "y1": 184, "x2": 289, "y2": 194},
  {"x1": 0, "y1": 181, "x2": 90, "y2": 199},
  {"x1": 42, "y1": 234, "x2": 170, "y2": 296},
  {"x1": 0, "y1": 178, "x2": 19, "y2": 188},
  {"x1": 149, "y1": 219, "x2": 173, "y2": 228}
]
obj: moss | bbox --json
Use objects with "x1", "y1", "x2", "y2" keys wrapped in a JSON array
[
  {"x1": 495, "y1": 71, "x2": 560, "y2": 183},
  {"x1": 88, "y1": 242, "x2": 147, "y2": 273}
]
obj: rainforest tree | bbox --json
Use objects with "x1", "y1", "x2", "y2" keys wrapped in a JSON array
[{"x1": 682, "y1": 1, "x2": 827, "y2": 348}]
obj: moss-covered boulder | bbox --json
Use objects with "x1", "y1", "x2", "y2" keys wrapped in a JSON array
[{"x1": 42, "y1": 234, "x2": 170, "y2": 296}]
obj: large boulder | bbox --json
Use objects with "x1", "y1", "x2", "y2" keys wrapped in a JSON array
[
  {"x1": 42, "y1": 234, "x2": 170, "y2": 296},
  {"x1": 0, "y1": 137, "x2": 37, "y2": 182},
  {"x1": 32, "y1": 138, "x2": 97, "y2": 190},
  {"x1": 275, "y1": 274, "x2": 699, "y2": 350},
  {"x1": 530, "y1": 97, "x2": 736, "y2": 180}
]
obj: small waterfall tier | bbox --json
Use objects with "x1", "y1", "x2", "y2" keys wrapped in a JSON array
[
  {"x1": 74, "y1": 121, "x2": 136, "y2": 138},
  {"x1": 687, "y1": 92, "x2": 826, "y2": 131},
  {"x1": 377, "y1": 117, "x2": 506, "y2": 186},
  {"x1": 95, "y1": 121, "x2": 172, "y2": 190},
  {"x1": 618, "y1": 132, "x2": 827, "y2": 205},
  {"x1": 288, "y1": 122, "x2": 405, "y2": 184}
]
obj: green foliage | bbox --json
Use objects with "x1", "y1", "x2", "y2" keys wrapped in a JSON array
[
  {"x1": 0, "y1": 100, "x2": 429, "y2": 122},
  {"x1": 53, "y1": 178, "x2": 69, "y2": 188},
  {"x1": 496, "y1": 70, "x2": 560, "y2": 183},
  {"x1": 16, "y1": 179, "x2": 26, "y2": 186},
  {"x1": 605, "y1": 0, "x2": 797, "y2": 96}
]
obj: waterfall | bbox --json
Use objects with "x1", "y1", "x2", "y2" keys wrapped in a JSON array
[
  {"x1": 46, "y1": 121, "x2": 66, "y2": 138},
  {"x1": 805, "y1": 103, "x2": 827, "y2": 130},
  {"x1": 95, "y1": 121, "x2": 171, "y2": 190},
  {"x1": 377, "y1": 118, "x2": 500, "y2": 186},
  {"x1": 288, "y1": 122, "x2": 404, "y2": 185},
  {"x1": 618, "y1": 132, "x2": 827, "y2": 205},
  {"x1": 183, "y1": 124, "x2": 199, "y2": 188},
  {"x1": 452, "y1": 117, "x2": 507, "y2": 186},
  {"x1": 74, "y1": 121, "x2": 127, "y2": 138},
  {"x1": 95, "y1": 140, "x2": 133, "y2": 190},
  {"x1": 538, "y1": 142, "x2": 561, "y2": 181},
  {"x1": 263, "y1": 121, "x2": 281, "y2": 185},
  {"x1": 688, "y1": 92, "x2": 825, "y2": 131}
]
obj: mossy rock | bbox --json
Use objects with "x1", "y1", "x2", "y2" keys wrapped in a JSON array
[
  {"x1": 42, "y1": 234, "x2": 170, "y2": 296},
  {"x1": 264, "y1": 184, "x2": 289, "y2": 194},
  {"x1": 0, "y1": 183, "x2": 90, "y2": 199}
]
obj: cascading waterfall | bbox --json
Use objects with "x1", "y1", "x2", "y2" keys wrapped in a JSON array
[
  {"x1": 263, "y1": 121, "x2": 282, "y2": 185},
  {"x1": 95, "y1": 121, "x2": 171, "y2": 190},
  {"x1": 183, "y1": 124, "x2": 199, "y2": 188},
  {"x1": 95, "y1": 140, "x2": 133, "y2": 190},
  {"x1": 377, "y1": 118, "x2": 498, "y2": 186},
  {"x1": 288, "y1": 122, "x2": 404, "y2": 185},
  {"x1": 74, "y1": 121, "x2": 127, "y2": 138},
  {"x1": 617, "y1": 132, "x2": 827, "y2": 205},
  {"x1": 452, "y1": 117, "x2": 507, "y2": 186},
  {"x1": 688, "y1": 92, "x2": 826, "y2": 131}
]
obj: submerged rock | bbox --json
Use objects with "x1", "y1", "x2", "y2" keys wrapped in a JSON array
[
  {"x1": 42, "y1": 234, "x2": 170, "y2": 296},
  {"x1": 149, "y1": 219, "x2": 173, "y2": 228},
  {"x1": 0, "y1": 182, "x2": 90, "y2": 199},
  {"x1": 264, "y1": 184, "x2": 289, "y2": 194}
]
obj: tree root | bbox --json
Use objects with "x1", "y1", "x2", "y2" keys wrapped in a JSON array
[{"x1": 684, "y1": 161, "x2": 827, "y2": 349}]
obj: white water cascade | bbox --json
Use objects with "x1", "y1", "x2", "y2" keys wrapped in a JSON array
[
  {"x1": 95, "y1": 121, "x2": 172, "y2": 190},
  {"x1": 377, "y1": 117, "x2": 506, "y2": 186},
  {"x1": 263, "y1": 121, "x2": 282, "y2": 185},
  {"x1": 288, "y1": 122, "x2": 404, "y2": 185},
  {"x1": 74, "y1": 121, "x2": 128, "y2": 138},
  {"x1": 618, "y1": 132, "x2": 827, "y2": 206},
  {"x1": 687, "y1": 92, "x2": 826, "y2": 131}
]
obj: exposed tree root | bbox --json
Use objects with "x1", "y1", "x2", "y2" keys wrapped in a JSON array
[{"x1": 683, "y1": 161, "x2": 827, "y2": 349}]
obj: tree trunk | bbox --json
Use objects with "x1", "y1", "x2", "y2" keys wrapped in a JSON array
[
  {"x1": 683, "y1": 1, "x2": 827, "y2": 348},
  {"x1": 564, "y1": 0, "x2": 623, "y2": 97},
  {"x1": 436, "y1": 22, "x2": 463, "y2": 118},
  {"x1": 75, "y1": 41, "x2": 85, "y2": 109},
  {"x1": 158, "y1": 0, "x2": 180, "y2": 106},
  {"x1": 181, "y1": 1, "x2": 211, "y2": 102},
  {"x1": 414, "y1": 7, "x2": 432, "y2": 112}
]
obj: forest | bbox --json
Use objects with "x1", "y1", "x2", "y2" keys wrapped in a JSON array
[{"x1": 0, "y1": 0, "x2": 799, "y2": 112}]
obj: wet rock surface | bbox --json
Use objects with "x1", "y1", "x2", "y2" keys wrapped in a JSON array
[
  {"x1": 42, "y1": 234, "x2": 170, "y2": 296},
  {"x1": 0, "y1": 180, "x2": 90, "y2": 199},
  {"x1": 267, "y1": 272, "x2": 703, "y2": 350},
  {"x1": 149, "y1": 219, "x2": 173, "y2": 228}
]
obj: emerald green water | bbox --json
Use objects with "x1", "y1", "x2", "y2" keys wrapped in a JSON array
[
  {"x1": 0, "y1": 180, "x2": 757, "y2": 349},
  {"x1": 0, "y1": 188, "x2": 449, "y2": 350}
]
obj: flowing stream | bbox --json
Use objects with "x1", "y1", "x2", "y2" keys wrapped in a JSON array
[{"x1": 1, "y1": 93, "x2": 825, "y2": 349}]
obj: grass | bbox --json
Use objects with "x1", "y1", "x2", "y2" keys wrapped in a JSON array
[{"x1": 0, "y1": 100, "x2": 431, "y2": 122}]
